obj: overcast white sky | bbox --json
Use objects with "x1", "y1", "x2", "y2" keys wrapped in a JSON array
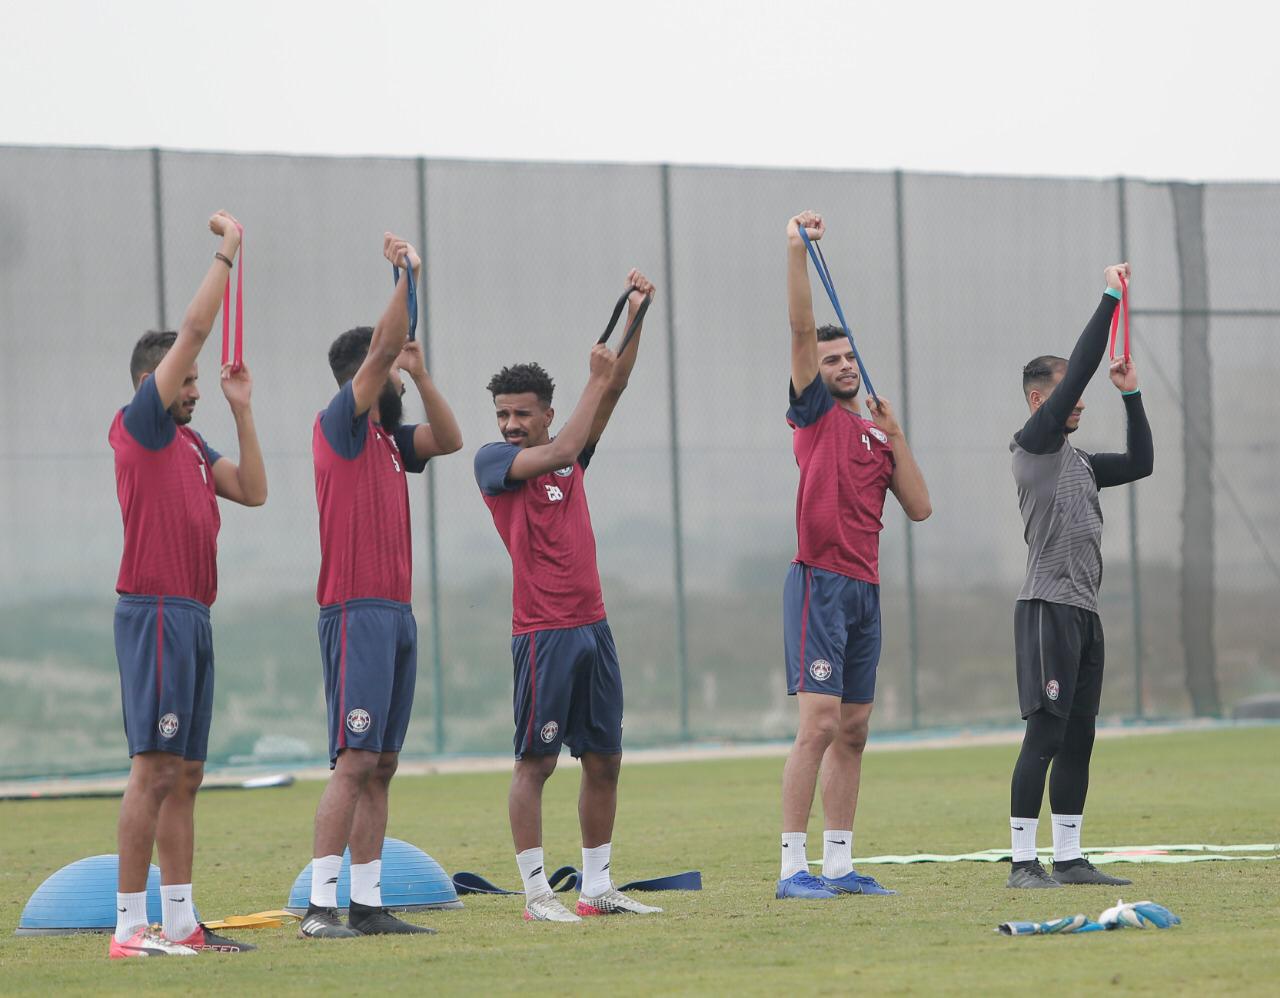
[{"x1": 1, "y1": 0, "x2": 1276, "y2": 181}]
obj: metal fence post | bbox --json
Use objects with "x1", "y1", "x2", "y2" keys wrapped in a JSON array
[
  {"x1": 416, "y1": 156, "x2": 446, "y2": 754},
  {"x1": 150, "y1": 148, "x2": 167, "y2": 328},
  {"x1": 1116, "y1": 176, "x2": 1145, "y2": 718},
  {"x1": 1170, "y1": 182, "x2": 1221, "y2": 716},
  {"x1": 893, "y1": 170, "x2": 921, "y2": 730},
  {"x1": 660, "y1": 164, "x2": 691, "y2": 741}
]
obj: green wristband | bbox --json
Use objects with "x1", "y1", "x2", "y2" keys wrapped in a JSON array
[
  {"x1": 1122, "y1": 388, "x2": 1141, "y2": 397},
  {"x1": 1104, "y1": 287, "x2": 1123, "y2": 301}
]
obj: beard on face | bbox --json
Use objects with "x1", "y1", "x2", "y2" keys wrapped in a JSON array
[
  {"x1": 378, "y1": 381, "x2": 404, "y2": 431},
  {"x1": 826, "y1": 374, "x2": 860, "y2": 401},
  {"x1": 170, "y1": 401, "x2": 194, "y2": 425}
]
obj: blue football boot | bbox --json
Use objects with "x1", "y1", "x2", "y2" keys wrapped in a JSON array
[
  {"x1": 775, "y1": 870, "x2": 840, "y2": 899},
  {"x1": 820, "y1": 870, "x2": 899, "y2": 896}
]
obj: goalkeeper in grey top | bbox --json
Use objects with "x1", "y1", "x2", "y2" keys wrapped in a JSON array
[{"x1": 1005, "y1": 262, "x2": 1153, "y2": 889}]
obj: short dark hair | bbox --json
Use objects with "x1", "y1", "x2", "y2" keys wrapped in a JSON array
[
  {"x1": 130, "y1": 330, "x2": 177, "y2": 386},
  {"x1": 328, "y1": 327, "x2": 374, "y2": 385},
  {"x1": 816, "y1": 324, "x2": 846, "y2": 343},
  {"x1": 486, "y1": 363, "x2": 555, "y2": 407},
  {"x1": 1023, "y1": 355, "x2": 1067, "y2": 396}
]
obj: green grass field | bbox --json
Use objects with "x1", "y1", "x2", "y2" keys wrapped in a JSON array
[{"x1": 2, "y1": 727, "x2": 1277, "y2": 995}]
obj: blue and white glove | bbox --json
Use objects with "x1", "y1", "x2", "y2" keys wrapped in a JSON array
[
  {"x1": 1099, "y1": 899, "x2": 1181, "y2": 929},
  {"x1": 997, "y1": 914, "x2": 1098, "y2": 935}
]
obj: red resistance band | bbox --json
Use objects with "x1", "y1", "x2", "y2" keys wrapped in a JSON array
[
  {"x1": 222, "y1": 222, "x2": 244, "y2": 371},
  {"x1": 1109, "y1": 274, "x2": 1129, "y2": 363}
]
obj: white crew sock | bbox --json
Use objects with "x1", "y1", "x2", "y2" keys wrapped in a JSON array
[
  {"x1": 581, "y1": 843, "x2": 612, "y2": 897},
  {"x1": 1010, "y1": 816, "x2": 1039, "y2": 863},
  {"x1": 822, "y1": 830, "x2": 854, "y2": 879},
  {"x1": 516, "y1": 847, "x2": 552, "y2": 897},
  {"x1": 161, "y1": 883, "x2": 198, "y2": 942},
  {"x1": 114, "y1": 890, "x2": 149, "y2": 942},
  {"x1": 1051, "y1": 813, "x2": 1084, "y2": 863},
  {"x1": 310, "y1": 854, "x2": 343, "y2": 908},
  {"x1": 350, "y1": 859, "x2": 382, "y2": 907},
  {"x1": 780, "y1": 832, "x2": 808, "y2": 879}
]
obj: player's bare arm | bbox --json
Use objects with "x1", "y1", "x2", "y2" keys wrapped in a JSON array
[
  {"x1": 866, "y1": 394, "x2": 932, "y2": 521},
  {"x1": 787, "y1": 211, "x2": 824, "y2": 393},
  {"x1": 210, "y1": 361, "x2": 268, "y2": 506},
  {"x1": 396, "y1": 340, "x2": 464, "y2": 458},
  {"x1": 1088, "y1": 356, "x2": 1154, "y2": 487},
  {"x1": 506, "y1": 344, "x2": 618, "y2": 481},
  {"x1": 350, "y1": 233, "x2": 417, "y2": 417},
  {"x1": 587, "y1": 268, "x2": 657, "y2": 447},
  {"x1": 151, "y1": 211, "x2": 243, "y2": 408}
]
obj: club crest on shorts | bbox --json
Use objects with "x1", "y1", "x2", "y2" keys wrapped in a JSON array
[
  {"x1": 540, "y1": 721, "x2": 559, "y2": 743},
  {"x1": 1045, "y1": 679, "x2": 1061, "y2": 701},
  {"x1": 346, "y1": 708, "x2": 371, "y2": 734},
  {"x1": 553, "y1": 465, "x2": 574, "y2": 478},
  {"x1": 868, "y1": 426, "x2": 888, "y2": 445},
  {"x1": 158, "y1": 713, "x2": 180, "y2": 739},
  {"x1": 809, "y1": 659, "x2": 833, "y2": 682}
]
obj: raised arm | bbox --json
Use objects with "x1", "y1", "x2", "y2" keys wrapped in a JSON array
[
  {"x1": 395, "y1": 340, "x2": 464, "y2": 459},
  {"x1": 507, "y1": 344, "x2": 618, "y2": 481},
  {"x1": 1019, "y1": 263, "x2": 1130, "y2": 452},
  {"x1": 1088, "y1": 358, "x2": 1154, "y2": 488},
  {"x1": 351, "y1": 232, "x2": 417, "y2": 418},
  {"x1": 210, "y1": 362, "x2": 268, "y2": 506},
  {"x1": 787, "y1": 210, "x2": 824, "y2": 393},
  {"x1": 587, "y1": 268, "x2": 657, "y2": 447},
  {"x1": 152, "y1": 211, "x2": 243, "y2": 408}
]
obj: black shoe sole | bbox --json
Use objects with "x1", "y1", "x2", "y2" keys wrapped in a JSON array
[{"x1": 348, "y1": 921, "x2": 436, "y2": 935}]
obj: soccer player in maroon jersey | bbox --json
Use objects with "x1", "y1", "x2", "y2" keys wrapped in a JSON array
[
  {"x1": 776, "y1": 211, "x2": 932, "y2": 899},
  {"x1": 108, "y1": 210, "x2": 267, "y2": 957},
  {"x1": 475, "y1": 269, "x2": 663, "y2": 922},
  {"x1": 300, "y1": 233, "x2": 463, "y2": 939}
]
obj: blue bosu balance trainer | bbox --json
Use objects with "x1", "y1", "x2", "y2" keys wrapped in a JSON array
[
  {"x1": 285, "y1": 837, "x2": 462, "y2": 913},
  {"x1": 16, "y1": 855, "x2": 197, "y2": 936}
]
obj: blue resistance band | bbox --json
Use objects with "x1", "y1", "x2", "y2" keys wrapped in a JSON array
[
  {"x1": 391, "y1": 257, "x2": 418, "y2": 342},
  {"x1": 796, "y1": 226, "x2": 878, "y2": 404},
  {"x1": 451, "y1": 867, "x2": 702, "y2": 896}
]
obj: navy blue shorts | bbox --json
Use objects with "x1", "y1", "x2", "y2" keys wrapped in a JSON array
[
  {"x1": 512, "y1": 619, "x2": 622, "y2": 760},
  {"x1": 114, "y1": 595, "x2": 214, "y2": 761},
  {"x1": 783, "y1": 564, "x2": 881, "y2": 702},
  {"x1": 318, "y1": 599, "x2": 417, "y2": 766}
]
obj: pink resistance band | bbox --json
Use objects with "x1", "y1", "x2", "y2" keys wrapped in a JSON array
[
  {"x1": 1109, "y1": 274, "x2": 1130, "y2": 363},
  {"x1": 221, "y1": 222, "x2": 245, "y2": 372}
]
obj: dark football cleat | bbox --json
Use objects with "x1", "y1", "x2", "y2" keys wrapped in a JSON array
[
  {"x1": 1006, "y1": 859, "x2": 1063, "y2": 888},
  {"x1": 348, "y1": 900, "x2": 436, "y2": 935},
  {"x1": 1052, "y1": 857, "x2": 1133, "y2": 886},
  {"x1": 298, "y1": 904, "x2": 363, "y2": 938}
]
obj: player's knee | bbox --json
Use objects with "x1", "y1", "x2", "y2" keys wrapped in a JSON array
[
  {"x1": 372, "y1": 753, "x2": 399, "y2": 784},
  {"x1": 1022, "y1": 712, "x2": 1068, "y2": 762},
  {"x1": 1062, "y1": 716, "x2": 1096, "y2": 757},
  {"x1": 841, "y1": 719, "x2": 870, "y2": 754},
  {"x1": 334, "y1": 748, "x2": 381, "y2": 783},
  {"x1": 133, "y1": 753, "x2": 183, "y2": 800},
  {"x1": 798, "y1": 712, "x2": 840, "y2": 746},
  {"x1": 515, "y1": 754, "x2": 558, "y2": 785},
  {"x1": 581, "y1": 752, "x2": 621, "y2": 785},
  {"x1": 176, "y1": 761, "x2": 204, "y2": 797}
]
